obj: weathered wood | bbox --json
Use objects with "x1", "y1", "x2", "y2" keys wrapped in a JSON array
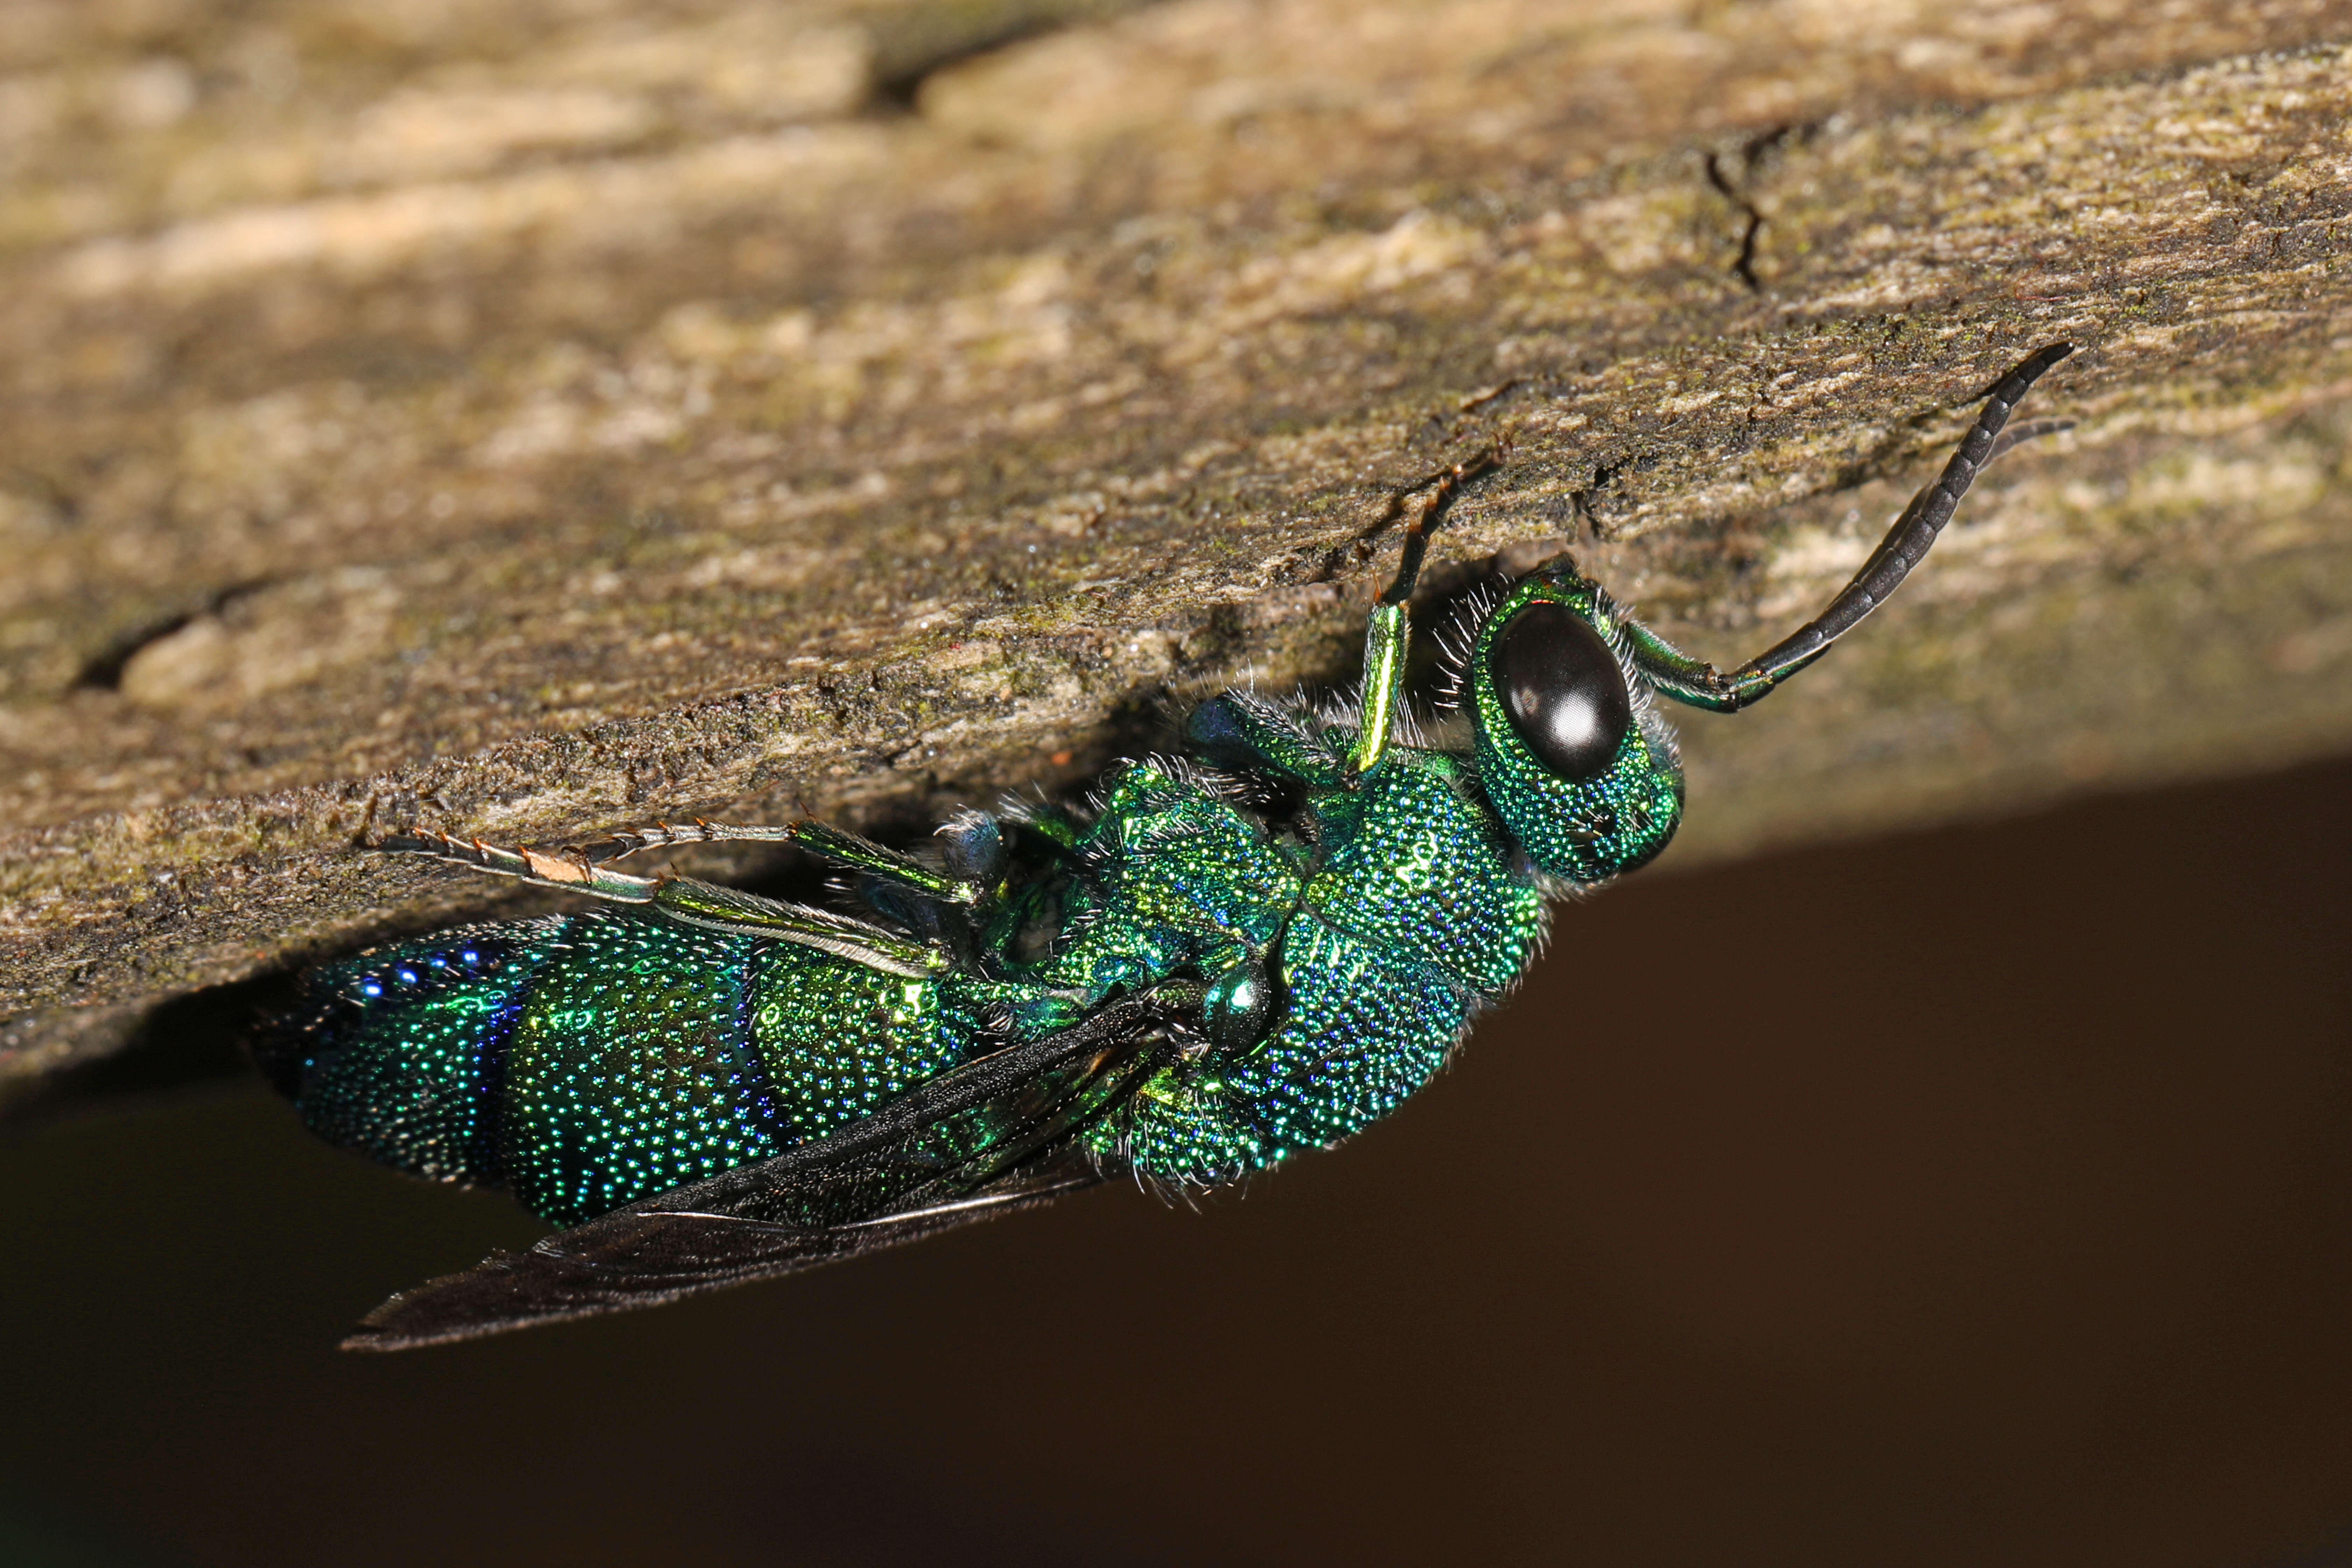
[{"x1": 5, "y1": 0, "x2": 2352, "y2": 1081}]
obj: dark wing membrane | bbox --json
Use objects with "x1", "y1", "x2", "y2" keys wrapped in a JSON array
[
  {"x1": 342, "y1": 1165, "x2": 1102, "y2": 1353},
  {"x1": 342, "y1": 990, "x2": 1191, "y2": 1351}
]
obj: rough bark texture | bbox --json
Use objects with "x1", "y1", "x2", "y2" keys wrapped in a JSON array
[{"x1": 5, "y1": 0, "x2": 2352, "y2": 1083}]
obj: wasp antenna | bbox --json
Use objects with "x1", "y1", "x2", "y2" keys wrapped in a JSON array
[{"x1": 1631, "y1": 342, "x2": 2075, "y2": 712}]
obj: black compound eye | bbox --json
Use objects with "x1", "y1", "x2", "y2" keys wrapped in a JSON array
[{"x1": 1491, "y1": 600, "x2": 1634, "y2": 780}]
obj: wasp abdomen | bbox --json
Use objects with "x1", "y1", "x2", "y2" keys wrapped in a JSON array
[
  {"x1": 262, "y1": 918, "x2": 564, "y2": 1192},
  {"x1": 271, "y1": 909, "x2": 1011, "y2": 1226}
]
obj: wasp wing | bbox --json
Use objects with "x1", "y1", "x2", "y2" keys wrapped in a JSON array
[
  {"x1": 342, "y1": 991, "x2": 1189, "y2": 1351},
  {"x1": 343, "y1": 1165, "x2": 1102, "y2": 1353}
]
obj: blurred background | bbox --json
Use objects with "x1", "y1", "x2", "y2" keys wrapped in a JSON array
[{"x1": 4, "y1": 753, "x2": 2348, "y2": 1566}]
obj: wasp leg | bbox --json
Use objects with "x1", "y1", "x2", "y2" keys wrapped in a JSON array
[
  {"x1": 379, "y1": 830, "x2": 948, "y2": 976},
  {"x1": 381, "y1": 830, "x2": 660, "y2": 903},
  {"x1": 1345, "y1": 448, "x2": 1504, "y2": 781},
  {"x1": 569, "y1": 818, "x2": 985, "y2": 907},
  {"x1": 649, "y1": 879, "x2": 947, "y2": 977},
  {"x1": 1186, "y1": 692, "x2": 1346, "y2": 788},
  {"x1": 1631, "y1": 342, "x2": 2075, "y2": 713}
]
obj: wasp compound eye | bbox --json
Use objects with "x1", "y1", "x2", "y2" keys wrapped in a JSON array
[{"x1": 1491, "y1": 600, "x2": 1633, "y2": 780}]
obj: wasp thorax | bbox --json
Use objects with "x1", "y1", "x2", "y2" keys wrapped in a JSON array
[
  {"x1": 1204, "y1": 956, "x2": 1280, "y2": 1053},
  {"x1": 1492, "y1": 600, "x2": 1633, "y2": 780}
]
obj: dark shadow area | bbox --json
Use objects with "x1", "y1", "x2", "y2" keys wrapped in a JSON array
[
  {"x1": 0, "y1": 974, "x2": 290, "y2": 1134},
  {"x1": 67, "y1": 581, "x2": 272, "y2": 693},
  {"x1": 2, "y1": 754, "x2": 2347, "y2": 1566},
  {"x1": 2271, "y1": 1529, "x2": 2352, "y2": 1568},
  {"x1": 864, "y1": 0, "x2": 1166, "y2": 107},
  {"x1": 0, "y1": 1483, "x2": 170, "y2": 1568}
]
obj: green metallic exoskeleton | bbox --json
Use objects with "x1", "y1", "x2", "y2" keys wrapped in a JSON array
[{"x1": 264, "y1": 345, "x2": 2075, "y2": 1349}]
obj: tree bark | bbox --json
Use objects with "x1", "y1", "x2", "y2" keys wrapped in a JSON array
[{"x1": 5, "y1": 0, "x2": 2352, "y2": 1084}]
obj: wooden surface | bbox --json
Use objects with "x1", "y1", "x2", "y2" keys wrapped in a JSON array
[{"x1": 5, "y1": 0, "x2": 2352, "y2": 1078}]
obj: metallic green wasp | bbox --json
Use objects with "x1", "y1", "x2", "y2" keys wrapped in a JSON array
[{"x1": 264, "y1": 344, "x2": 2074, "y2": 1349}]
